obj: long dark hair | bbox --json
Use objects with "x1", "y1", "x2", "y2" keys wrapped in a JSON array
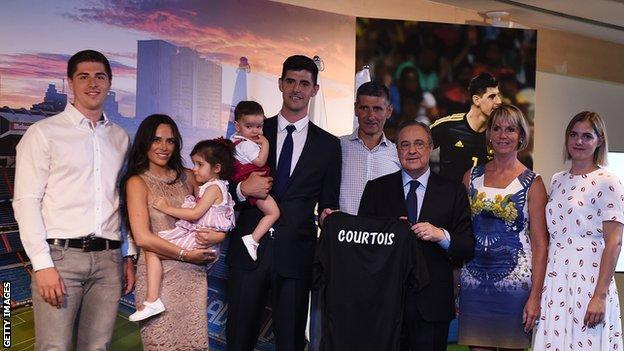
[{"x1": 119, "y1": 114, "x2": 185, "y2": 217}]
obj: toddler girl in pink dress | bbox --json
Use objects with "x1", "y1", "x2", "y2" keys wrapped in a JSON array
[{"x1": 130, "y1": 138, "x2": 235, "y2": 322}]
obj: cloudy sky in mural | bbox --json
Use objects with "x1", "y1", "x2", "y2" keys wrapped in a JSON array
[{"x1": 0, "y1": 0, "x2": 355, "y2": 131}]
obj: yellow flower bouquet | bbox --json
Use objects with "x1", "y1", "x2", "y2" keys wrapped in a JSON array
[{"x1": 470, "y1": 192, "x2": 518, "y2": 223}]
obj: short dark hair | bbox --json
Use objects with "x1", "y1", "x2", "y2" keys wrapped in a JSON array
[
  {"x1": 67, "y1": 50, "x2": 112, "y2": 80},
  {"x1": 234, "y1": 101, "x2": 264, "y2": 121},
  {"x1": 356, "y1": 81, "x2": 390, "y2": 103},
  {"x1": 191, "y1": 138, "x2": 235, "y2": 180},
  {"x1": 281, "y1": 55, "x2": 318, "y2": 85},
  {"x1": 468, "y1": 72, "x2": 498, "y2": 99},
  {"x1": 396, "y1": 120, "x2": 433, "y2": 144}
]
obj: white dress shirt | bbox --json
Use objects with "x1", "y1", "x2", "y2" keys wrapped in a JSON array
[
  {"x1": 13, "y1": 103, "x2": 136, "y2": 271},
  {"x1": 339, "y1": 131, "x2": 400, "y2": 215},
  {"x1": 401, "y1": 167, "x2": 451, "y2": 249}
]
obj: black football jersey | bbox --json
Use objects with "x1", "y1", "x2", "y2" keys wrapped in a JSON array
[
  {"x1": 431, "y1": 113, "x2": 491, "y2": 183},
  {"x1": 314, "y1": 212, "x2": 428, "y2": 351}
]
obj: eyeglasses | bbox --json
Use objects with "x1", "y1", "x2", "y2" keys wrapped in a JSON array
[{"x1": 397, "y1": 140, "x2": 429, "y2": 151}]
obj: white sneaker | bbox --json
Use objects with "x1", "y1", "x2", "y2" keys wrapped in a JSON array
[
  {"x1": 242, "y1": 234, "x2": 259, "y2": 261},
  {"x1": 129, "y1": 298, "x2": 166, "y2": 322}
]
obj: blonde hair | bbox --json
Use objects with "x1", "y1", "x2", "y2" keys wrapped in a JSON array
[
  {"x1": 486, "y1": 104, "x2": 530, "y2": 151},
  {"x1": 564, "y1": 111, "x2": 608, "y2": 166}
]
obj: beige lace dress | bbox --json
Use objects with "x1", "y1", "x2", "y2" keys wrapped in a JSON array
[{"x1": 135, "y1": 170, "x2": 209, "y2": 350}]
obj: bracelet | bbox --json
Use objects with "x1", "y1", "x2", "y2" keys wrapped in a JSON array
[{"x1": 178, "y1": 249, "x2": 186, "y2": 262}]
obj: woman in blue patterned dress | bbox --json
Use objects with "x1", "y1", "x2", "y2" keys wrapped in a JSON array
[{"x1": 458, "y1": 104, "x2": 549, "y2": 350}]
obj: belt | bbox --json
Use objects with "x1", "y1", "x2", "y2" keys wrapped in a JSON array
[{"x1": 46, "y1": 237, "x2": 121, "y2": 251}]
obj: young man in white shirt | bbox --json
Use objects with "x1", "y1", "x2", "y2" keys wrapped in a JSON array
[{"x1": 13, "y1": 50, "x2": 136, "y2": 350}]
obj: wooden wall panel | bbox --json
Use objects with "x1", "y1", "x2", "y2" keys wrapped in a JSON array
[{"x1": 537, "y1": 29, "x2": 624, "y2": 85}]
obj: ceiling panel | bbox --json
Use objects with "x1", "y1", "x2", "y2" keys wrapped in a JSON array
[{"x1": 429, "y1": 0, "x2": 624, "y2": 44}]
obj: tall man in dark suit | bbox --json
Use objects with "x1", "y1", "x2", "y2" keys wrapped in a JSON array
[
  {"x1": 358, "y1": 120, "x2": 473, "y2": 351},
  {"x1": 226, "y1": 55, "x2": 341, "y2": 351}
]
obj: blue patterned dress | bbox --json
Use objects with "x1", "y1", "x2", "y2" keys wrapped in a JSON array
[{"x1": 458, "y1": 165, "x2": 536, "y2": 348}]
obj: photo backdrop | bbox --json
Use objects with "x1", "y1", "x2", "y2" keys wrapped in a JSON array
[
  {"x1": 0, "y1": 1, "x2": 355, "y2": 349},
  {"x1": 355, "y1": 18, "x2": 538, "y2": 343},
  {"x1": 356, "y1": 18, "x2": 537, "y2": 169}
]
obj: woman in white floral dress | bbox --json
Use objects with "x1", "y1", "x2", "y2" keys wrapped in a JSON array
[{"x1": 534, "y1": 111, "x2": 624, "y2": 351}]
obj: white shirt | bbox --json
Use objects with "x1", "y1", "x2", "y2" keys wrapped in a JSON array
[
  {"x1": 231, "y1": 134, "x2": 260, "y2": 164},
  {"x1": 275, "y1": 113, "x2": 309, "y2": 176},
  {"x1": 401, "y1": 167, "x2": 451, "y2": 249},
  {"x1": 339, "y1": 131, "x2": 400, "y2": 215},
  {"x1": 13, "y1": 103, "x2": 136, "y2": 271}
]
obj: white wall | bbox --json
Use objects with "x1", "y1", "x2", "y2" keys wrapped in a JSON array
[
  {"x1": 534, "y1": 72, "x2": 624, "y2": 314},
  {"x1": 534, "y1": 71, "x2": 624, "y2": 184}
]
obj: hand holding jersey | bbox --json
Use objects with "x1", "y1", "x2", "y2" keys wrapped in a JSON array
[
  {"x1": 411, "y1": 222, "x2": 446, "y2": 242},
  {"x1": 314, "y1": 212, "x2": 429, "y2": 351},
  {"x1": 400, "y1": 217, "x2": 448, "y2": 243}
]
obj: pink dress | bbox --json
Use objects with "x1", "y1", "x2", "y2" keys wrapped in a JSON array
[{"x1": 159, "y1": 178, "x2": 235, "y2": 267}]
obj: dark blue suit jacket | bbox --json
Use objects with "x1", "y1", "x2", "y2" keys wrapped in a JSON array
[
  {"x1": 358, "y1": 170, "x2": 474, "y2": 322},
  {"x1": 227, "y1": 116, "x2": 341, "y2": 278}
]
